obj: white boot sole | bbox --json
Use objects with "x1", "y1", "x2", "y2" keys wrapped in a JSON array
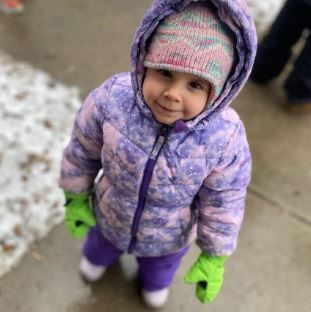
[
  {"x1": 142, "y1": 288, "x2": 170, "y2": 309},
  {"x1": 79, "y1": 256, "x2": 106, "y2": 282}
]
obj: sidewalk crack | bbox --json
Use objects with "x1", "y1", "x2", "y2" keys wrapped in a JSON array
[{"x1": 248, "y1": 186, "x2": 311, "y2": 228}]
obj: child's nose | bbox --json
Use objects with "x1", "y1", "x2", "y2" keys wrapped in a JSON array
[{"x1": 163, "y1": 84, "x2": 182, "y2": 102}]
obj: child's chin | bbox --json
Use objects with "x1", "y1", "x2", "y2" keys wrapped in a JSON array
[
  {"x1": 158, "y1": 119, "x2": 175, "y2": 126},
  {"x1": 155, "y1": 116, "x2": 177, "y2": 126}
]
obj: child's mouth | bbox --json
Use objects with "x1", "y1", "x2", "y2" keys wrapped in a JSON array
[{"x1": 158, "y1": 103, "x2": 178, "y2": 113}]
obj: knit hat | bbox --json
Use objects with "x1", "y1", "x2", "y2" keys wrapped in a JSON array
[{"x1": 144, "y1": 1, "x2": 236, "y2": 106}]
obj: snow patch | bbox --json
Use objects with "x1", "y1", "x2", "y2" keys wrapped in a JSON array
[
  {"x1": 0, "y1": 50, "x2": 81, "y2": 278},
  {"x1": 246, "y1": 0, "x2": 285, "y2": 35}
]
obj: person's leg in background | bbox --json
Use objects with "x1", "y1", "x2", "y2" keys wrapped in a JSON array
[
  {"x1": 81, "y1": 226, "x2": 124, "y2": 282},
  {"x1": 137, "y1": 246, "x2": 189, "y2": 308},
  {"x1": 284, "y1": 32, "x2": 311, "y2": 111},
  {"x1": 251, "y1": 0, "x2": 309, "y2": 83}
]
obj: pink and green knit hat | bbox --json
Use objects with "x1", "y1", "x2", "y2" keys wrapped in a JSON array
[{"x1": 144, "y1": 1, "x2": 236, "y2": 106}]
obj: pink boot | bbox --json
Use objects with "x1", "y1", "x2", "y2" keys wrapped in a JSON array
[{"x1": 0, "y1": 0, "x2": 25, "y2": 14}]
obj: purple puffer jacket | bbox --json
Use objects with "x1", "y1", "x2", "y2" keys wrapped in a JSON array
[{"x1": 59, "y1": 0, "x2": 257, "y2": 257}]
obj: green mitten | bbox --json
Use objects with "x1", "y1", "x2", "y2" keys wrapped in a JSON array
[
  {"x1": 184, "y1": 253, "x2": 228, "y2": 303},
  {"x1": 64, "y1": 191, "x2": 96, "y2": 239}
]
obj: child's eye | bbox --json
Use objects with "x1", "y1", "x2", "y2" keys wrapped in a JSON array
[
  {"x1": 157, "y1": 69, "x2": 172, "y2": 78},
  {"x1": 189, "y1": 81, "x2": 203, "y2": 90}
]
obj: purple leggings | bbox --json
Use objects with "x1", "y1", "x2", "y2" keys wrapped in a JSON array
[{"x1": 83, "y1": 226, "x2": 189, "y2": 291}]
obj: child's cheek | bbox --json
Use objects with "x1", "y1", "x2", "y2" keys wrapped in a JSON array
[
  {"x1": 142, "y1": 81, "x2": 154, "y2": 107},
  {"x1": 142, "y1": 81, "x2": 149, "y2": 103}
]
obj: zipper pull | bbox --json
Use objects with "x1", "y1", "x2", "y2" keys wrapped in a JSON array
[{"x1": 150, "y1": 127, "x2": 167, "y2": 160}]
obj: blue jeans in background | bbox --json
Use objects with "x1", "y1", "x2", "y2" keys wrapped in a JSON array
[{"x1": 251, "y1": 0, "x2": 311, "y2": 105}]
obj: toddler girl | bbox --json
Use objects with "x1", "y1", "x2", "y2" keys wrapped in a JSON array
[{"x1": 59, "y1": 0, "x2": 257, "y2": 308}]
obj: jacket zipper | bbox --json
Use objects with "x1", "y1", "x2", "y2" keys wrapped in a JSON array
[{"x1": 128, "y1": 126, "x2": 168, "y2": 253}]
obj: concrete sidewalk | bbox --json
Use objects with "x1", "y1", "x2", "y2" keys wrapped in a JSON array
[{"x1": 1, "y1": 0, "x2": 311, "y2": 311}]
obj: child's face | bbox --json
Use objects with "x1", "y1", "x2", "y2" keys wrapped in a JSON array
[{"x1": 143, "y1": 68, "x2": 211, "y2": 125}]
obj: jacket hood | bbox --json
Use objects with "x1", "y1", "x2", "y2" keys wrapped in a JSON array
[{"x1": 130, "y1": 0, "x2": 257, "y2": 130}]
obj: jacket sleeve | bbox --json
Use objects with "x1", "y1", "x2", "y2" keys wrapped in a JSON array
[
  {"x1": 58, "y1": 80, "x2": 112, "y2": 193},
  {"x1": 194, "y1": 120, "x2": 251, "y2": 256}
]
